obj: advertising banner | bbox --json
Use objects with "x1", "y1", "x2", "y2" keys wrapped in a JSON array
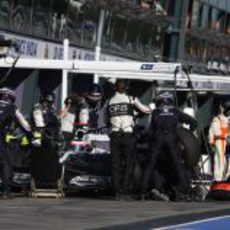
[{"x1": 0, "y1": 30, "x2": 127, "y2": 61}]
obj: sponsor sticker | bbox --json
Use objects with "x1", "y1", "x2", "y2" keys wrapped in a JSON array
[{"x1": 141, "y1": 64, "x2": 154, "y2": 70}]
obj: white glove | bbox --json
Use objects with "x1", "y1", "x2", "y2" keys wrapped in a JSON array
[
  {"x1": 31, "y1": 139, "x2": 41, "y2": 147},
  {"x1": 148, "y1": 103, "x2": 156, "y2": 111}
]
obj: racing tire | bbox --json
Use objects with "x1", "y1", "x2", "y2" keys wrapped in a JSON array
[
  {"x1": 177, "y1": 127, "x2": 201, "y2": 169},
  {"x1": 206, "y1": 181, "x2": 230, "y2": 201}
]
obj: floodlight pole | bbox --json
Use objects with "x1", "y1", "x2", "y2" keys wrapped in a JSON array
[
  {"x1": 62, "y1": 38, "x2": 69, "y2": 108},
  {"x1": 94, "y1": 9, "x2": 105, "y2": 83}
]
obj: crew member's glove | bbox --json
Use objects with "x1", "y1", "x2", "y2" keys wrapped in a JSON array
[
  {"x1": 5, "y1": 133, "x2": 17, "y2": 143},
  {"x1": 31, "y1": 131, "x2": 42, "y2": 147},
  {"x1": 31, "y1": 139, "x2": 41, "y2": 147},
  {"x1": 20, "y1": 136, "x2": 30, "y2": 146},
  {"x1": 190, "y1": 122, "x2": 198, "y2": 132}
]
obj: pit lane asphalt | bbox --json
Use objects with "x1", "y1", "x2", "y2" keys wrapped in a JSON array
[{"x1": 0, "y1": 196, "x2": 229, "y2": 230}]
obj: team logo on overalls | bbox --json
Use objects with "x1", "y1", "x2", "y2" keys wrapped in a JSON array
[{"x1": 108, "y1": 103, "x2": 133, "y2": 117}]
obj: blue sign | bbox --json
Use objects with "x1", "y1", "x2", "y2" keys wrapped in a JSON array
[{"x1": 140, "y1": 64, "x2": 154, "y2": 70}]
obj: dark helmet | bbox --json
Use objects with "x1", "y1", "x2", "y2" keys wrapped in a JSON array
[
  {"x1": 40, "y1": 92, "x2": 55, "y2": 104},
  {"x1": 155, "y1": 91, "x2": 174, "y2": 107},
  {"x1": 87, "y1": 83, "x2": 102, "y2": 102},
  {"x1": 0, "y1": 87, "x2": 15, "y2": 104}
]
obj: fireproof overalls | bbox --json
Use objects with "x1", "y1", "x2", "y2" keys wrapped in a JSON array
[
  {"x1": 141, "y1": 106, "x2": 197, "y2": 194},
  {"x1": 0, "y1": 102, "x2": 31, "y2": 195},
  {"x1": 108, "y1": 92, "x2": 151, "y2": 196},
  {"x1": 209, "y1": 114, "x2": 229, "y2": 181}
]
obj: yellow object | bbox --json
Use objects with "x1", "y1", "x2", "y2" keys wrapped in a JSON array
[
  {"x1": 20, "y1": 136, "x2": 29, "y2": 146},
  {"x1": 5, "y1": 133, "x2": 30, "y2": 146},
  {"x1": 34, "y1": 131, "x2": 42, "y2": 139},
  {"x1": 5, "y1": 133, "x2": 16, "y2": 143}
]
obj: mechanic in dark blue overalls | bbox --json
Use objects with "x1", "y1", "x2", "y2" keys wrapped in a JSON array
[
  {"x1": 0, "y1": 87, "x2": 32, "y2": 198},
  {"x1": 141, "y1": 91, "x2": 197, "y2": 201}
]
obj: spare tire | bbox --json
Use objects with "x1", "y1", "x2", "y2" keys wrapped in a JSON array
[
  {"x1": 206, "y1": 181, "x2": 230, "y2": 201},
  {"x1": 177, "y1": 127, "x2": 201, "y2": 169}
]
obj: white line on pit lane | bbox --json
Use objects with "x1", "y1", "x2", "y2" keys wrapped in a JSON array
[{"x1": 152, "y1": 215, "x2": 230, "y2": 230}]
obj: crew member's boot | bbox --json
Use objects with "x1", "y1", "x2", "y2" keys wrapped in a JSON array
[{"x1": 150, "y1": 189, "x2": 170, "y2": 202}]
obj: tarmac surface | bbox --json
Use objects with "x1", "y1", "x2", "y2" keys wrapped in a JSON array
[{"x1": 0, "y1": 195, "x2": 229, "y2": 230}]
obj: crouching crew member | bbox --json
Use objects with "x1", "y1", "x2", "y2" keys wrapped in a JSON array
[
  {"x1": 0, "y1": 87, "x2": 32, "y2": 198},
  {"x1": 31, "y1": 92, "x2": 61, "y2": 189},
  {"x1": 108, "y1": 79, "x2": 151, "y2": 200},
  {"x1": 141, "y1": 91, "x2": 197, "y2": 201}
]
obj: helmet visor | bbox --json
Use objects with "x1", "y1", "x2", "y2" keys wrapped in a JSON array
[{"x1": 87, "y1": 93, "x2": 102, "y2": 102}]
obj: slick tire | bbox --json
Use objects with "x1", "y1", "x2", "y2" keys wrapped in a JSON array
[
  {"x1": 177, "y1": 127, "x2": 201, "y2": 169},
  {"x1": 206, "y1": 181, "x2": 230, "y2": 201},
  {"x1": 206, "y1": 190, "x2": 230, "y2": 201}
]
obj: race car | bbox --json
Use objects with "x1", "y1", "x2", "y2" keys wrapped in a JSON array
[{"x1": 59, "y1": 124, "x2": 112, "y2": 194}]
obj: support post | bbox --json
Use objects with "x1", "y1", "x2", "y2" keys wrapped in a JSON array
[{"x1": 62, "y1": 38, "x2": 69, "y2": 108}]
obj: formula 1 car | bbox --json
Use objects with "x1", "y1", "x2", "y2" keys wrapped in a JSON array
[{"x1": 59, "y1": 124, "x2": 112, "y2": 194}]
